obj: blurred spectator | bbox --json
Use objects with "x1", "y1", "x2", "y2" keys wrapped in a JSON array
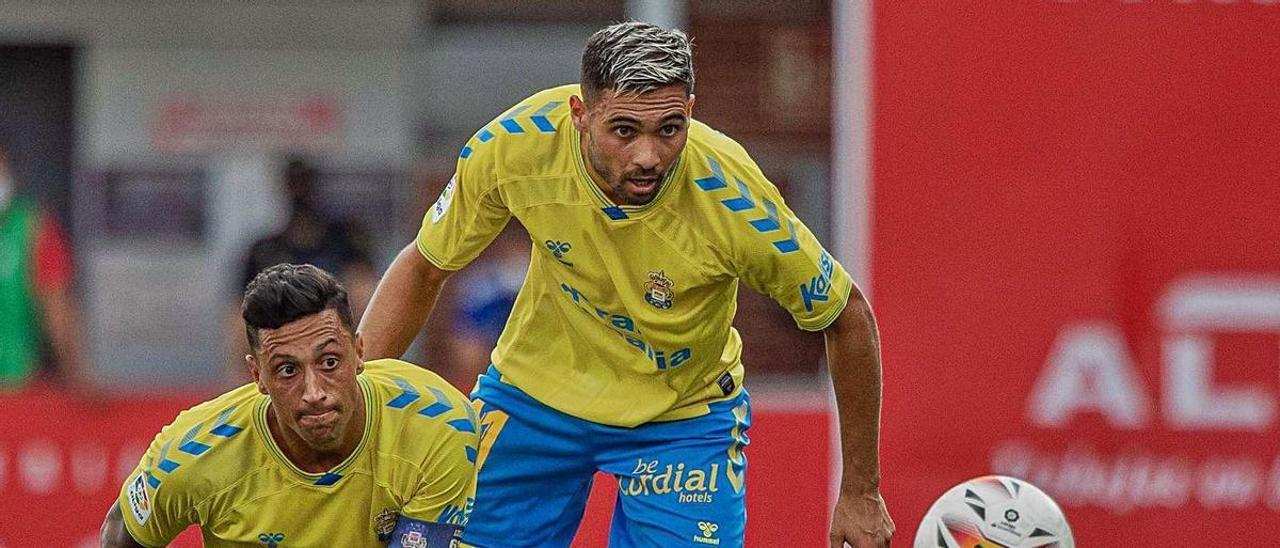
[
  {"x1": 0, "y1": 143, "x2": 91, "y2": 392},
  {"x1": 224, "y1": 158, "x2": 379, "y2": 384},
  {"x1": 445, "y1": 227, "x2": 529, "y2": 383}
]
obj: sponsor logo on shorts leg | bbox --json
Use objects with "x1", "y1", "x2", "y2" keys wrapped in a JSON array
[
  {"x1": 619, "y1": 458, "x2": 722, "y2": 504},
  {"x1": 126, "y1": 472, "x2": 152, "y2": 525},
  {"x1": 694, "y1": 521, "x2": 721, "y2": 545}
]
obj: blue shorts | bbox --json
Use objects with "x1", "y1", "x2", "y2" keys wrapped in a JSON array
[{"x1": 462, "y1": 366, "x2": 752, "y2": 548}]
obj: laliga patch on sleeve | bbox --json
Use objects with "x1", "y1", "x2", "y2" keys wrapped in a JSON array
[
  {"x1": 126, "y1": 472, "x2": 152, "y2": 525},
  {"x1": 388, "y1": 515, "x2": 461, "y2": 548},
  {"x1": 430, "y1": 176, "x2": 457, "y2": 224}
]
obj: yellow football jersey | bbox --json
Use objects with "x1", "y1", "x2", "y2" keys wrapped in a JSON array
[
  {"x1": 117, "y1": 359, "x2": 478, "y2": 547},
  {"x1": 417, "y1": 84, "x2": 852, "y2": 427}
]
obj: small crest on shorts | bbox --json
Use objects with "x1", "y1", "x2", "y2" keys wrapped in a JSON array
[
  {"x1": 374, "y1": 508, "x2": 397, "y2": 541},
  {"x1": 645, "y1": 270, "x2": 675, "y2": 310}
]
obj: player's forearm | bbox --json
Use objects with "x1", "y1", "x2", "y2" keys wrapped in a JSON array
[
  {"x1": 358, "y1": 242, "x2": 453, "y2": 359},
  {"x1": 824, "y1": 285, "x2": 884, "y2": 495},
  {"x1": 100, "y1": 502, "x2": 146, "y2": 548}
]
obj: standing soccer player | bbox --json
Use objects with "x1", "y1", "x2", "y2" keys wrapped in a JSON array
[
  {"x1": 100, "y1": 264, "x2": 478, "y2": 547},
  {"x1": 360, "y1": 21, "x2": 893, "y2": 548}
]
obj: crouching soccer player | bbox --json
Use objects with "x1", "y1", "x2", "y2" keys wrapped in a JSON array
[{"x1": 100, "y1": 264, "x2": 478, "y2": 547}]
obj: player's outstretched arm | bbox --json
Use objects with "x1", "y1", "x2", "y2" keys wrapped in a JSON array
[
  {"x1": 359, "y1": 242, "x2": 455, "y2": 360},
  {"x1": 100, "y1": 502, "x2": 146, "y2": 548},
  {"x1": 824, "y1": 284, "x2": 894, "y2": 548}
]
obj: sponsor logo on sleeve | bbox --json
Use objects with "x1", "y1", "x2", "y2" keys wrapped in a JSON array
[
  {"x1": 430, "y1": 176, "x2": 457, "y2": 224},
  {"x1": 799, "y1": 250, "x2": 835, "y2": 312},
  {"x1": 126, "y1": 472, "x2": 152, "y2": 525}
]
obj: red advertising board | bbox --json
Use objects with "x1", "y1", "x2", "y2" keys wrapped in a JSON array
[
  {"x1": 875, "y1": 1, "x2": 1280, "y2": 545},
  {"x1": 0, "y1": 386, "x2": 831, "y2": 546}
]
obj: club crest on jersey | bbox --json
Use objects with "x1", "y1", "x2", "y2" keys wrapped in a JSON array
[
  {"x1": 374, "y1": 508, "x2": 397, "y2": 541},
  {"x1": 645, "y1": 271, "x2": 676, "y2": 310}
]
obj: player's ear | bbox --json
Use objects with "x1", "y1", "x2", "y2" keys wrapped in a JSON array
[
  {"x1": 569, "y1": 95, "x2": 588, "y2": 130},
  {"x1": 686, "y1": 94, "x2": 696, "y2": 117},
  {"x1": 246, "y1": 354, "x2": 268, "y2": 395},
  {"x1": 353, "y1": 332, "x2": 365, "y2": 374}
]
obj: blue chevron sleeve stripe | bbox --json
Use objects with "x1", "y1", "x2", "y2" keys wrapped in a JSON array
[
  {"x1": 695, "y1": 155, "x2": 802, "y2": 254},
  {"x1": 749, "y1": 199, "x2": 781, "y2": 232},
  {"x1": 694, "y1": 157, "x2": 728, "y2": 191},
  {"x1": 477, "y1": 128, "x2": 495, "y2": 143},
  {"x1": 721, "y1": 180, "x2": 755, "y2": 212},
  {"x1": 146, "y1": 471, "x2": 161, "y2": 489},
  {"x1": 772, "y1": 220, "x2": 800, "y2": 253},
  {"x1": 465, "y1": 445, "x2": 478, "y2": 464},
  {"x1": 387, "y1": 378, "x2": 421, "y2": 409},
  {"x1": 155, "y1": 440, "x2": 180, "y2": 474},
  {"x1": 177, "y1": 422, "x2": 211, "y2": 456},
  {"x1": 209, "y1": 405, "x2": 244, "y2": 438},
  {"x1": 499, "y1": 104, "x2": 531, "y2": 134},
  {"x1": 418, "y1": 386, "x2": 454, "y2": 418},
  {"x1": 459, "y1": 145, "x2": 473, "y2": 159},
  {"x1": 446, "y1": 417, "x2": 476, "y2": 434},
  {"x1": 530, "y1": 101, "x2": 562, "y2": 132},
  {"x1": 157, "y1": 459, "x2": 179, "y2": 473}
]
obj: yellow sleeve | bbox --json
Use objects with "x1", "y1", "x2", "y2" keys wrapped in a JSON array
[
  {"x1": 733, "y1": 161, "x2": 853, "y2": 331},
  {"x1": 117, "y1": 430, "x2": 198, "y2": 547},
  {"x1": 415, "y1": 129, "x2": 511, "y2": 271},
  {"x1": 400, "y1": 383, "x2": 479, "y2": 527}
]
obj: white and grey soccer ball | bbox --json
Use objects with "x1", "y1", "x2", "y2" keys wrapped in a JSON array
[{"x1": 914, "y1": 475, "x2": 1074, "y2": 548}]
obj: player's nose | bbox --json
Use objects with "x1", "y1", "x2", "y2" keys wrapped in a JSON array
[
  {"x1": 300, "y1": 368, "x2": 329, "y2": 404},
  {"x1": 632, "y1": 138, "x2": 661, "y2": 171}
]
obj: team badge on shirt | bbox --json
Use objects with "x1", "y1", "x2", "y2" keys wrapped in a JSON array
[
  {"x1": 374, "y1": 508, "x2": 397, "y2": 541},
  {"x1": 645, "y1": 271, "x2": 676, "y2": 310}
]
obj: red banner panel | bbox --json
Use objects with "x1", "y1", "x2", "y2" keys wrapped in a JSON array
[
  {"x1": 875, "y1": 2, "x2": 1280, "y2": 545},
  {"x1": 0, "y1": 387, "x2": 830, "y2": 546}
]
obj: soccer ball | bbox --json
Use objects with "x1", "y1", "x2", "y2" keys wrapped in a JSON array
[{"x1": 914, "y1": 475, "x2": 1074, "y2": 548}]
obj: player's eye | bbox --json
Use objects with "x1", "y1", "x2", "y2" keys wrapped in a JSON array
[
  {"x1": 277, "y1": 364, "x2": 297, "y2": 377},
  {"x1": 659, "y1": 124, "x2": 681, "y2": 137},
  {"x1": 613, "y1": 126, "x2": 635, "y2": 138},
  {"x1": 322, "y1": 357, "x2": 340, "y2": 369}
]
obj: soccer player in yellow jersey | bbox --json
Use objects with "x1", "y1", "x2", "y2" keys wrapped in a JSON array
[
  {"x1": 360, "y1": 21, "x2": 894, "y2": 548},
  {"x1": 100, "y1": 264, "x2": 478, "y2": 547}
]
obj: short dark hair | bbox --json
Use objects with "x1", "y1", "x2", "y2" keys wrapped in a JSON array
[
  {"x1": 242, "y1": 263, "x2": 355, "y2": 352},
  {"x1": 580, "y1": 21, "x2": 694, "y2": 103}
]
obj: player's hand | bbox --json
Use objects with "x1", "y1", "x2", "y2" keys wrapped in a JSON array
[{"x1": 829, "y1": 489, "x2": 893, "y2": 548}]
